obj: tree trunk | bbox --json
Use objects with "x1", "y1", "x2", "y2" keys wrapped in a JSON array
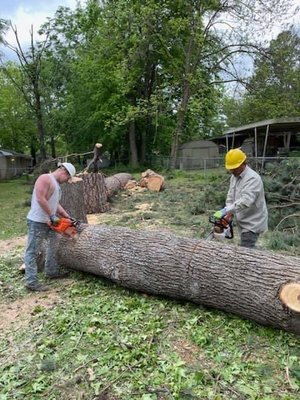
[
  {"x1": 80, "y1": 173, "x2": 110, "y2": 214},
  {"x1": 170, "y1": 36, "x2": 193, "y2": 169},
  {"x1": 104, "y1": 173, "x2": 133, "y2": 198},
  {"x1": 35, "y1": 86, "x2": 47, "y2": 161},
  {"x1": 85, "y1": 143, "x2": 102, "y2": 173},
  {"x1": 60, "y1": 178, "x2": 87, "y2": 222},
  {"x1": 50, "y1": 135, "x2": 56, "y2": 159},
  {"x1": 129, "y1": 120, "x2": 138, "y2": 167},
  {"x1": 56, "y1": 224, "x2": 300, "y2": 335}
]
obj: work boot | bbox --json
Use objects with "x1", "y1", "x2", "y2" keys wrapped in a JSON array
[
  {"x1": 46, "y1": 271, "x2": 69, "y2": 279},
  {"x1": 26, "y1": 282, "x2": 50, "y2": 292}
]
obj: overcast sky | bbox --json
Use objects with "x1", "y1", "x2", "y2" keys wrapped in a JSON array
[
  {"x1": 1, "y1": 0, "x2": 82, "y2": 56},
  {"x1": 1, "y1": 0, "x2": 299, "y2": 59}
]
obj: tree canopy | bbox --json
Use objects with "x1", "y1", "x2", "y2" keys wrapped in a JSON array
[{"x1": 0, "y1": 0, "x2": 299, "y2": 165}]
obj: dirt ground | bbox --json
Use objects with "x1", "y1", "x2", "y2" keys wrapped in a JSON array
[
  {"x1": 0, "y1": 290, "x2": 63, "y2": 332},
  {"x1": 0, "y1": 213, "x2": 108, "y2": 335},
  {"x1": 0, "y1": 236, "x2": 71, "y2": 334},
  {"x1": 0, "y1": 208, "x2": 154, "y2": 335},
  {"x1": 0, "y1": 236, "x2": 27, "y2": 257}
]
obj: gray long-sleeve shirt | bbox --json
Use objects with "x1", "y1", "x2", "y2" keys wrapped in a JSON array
[{"x1": 225, "y1": 165, "x2": 268, "y2": 233}]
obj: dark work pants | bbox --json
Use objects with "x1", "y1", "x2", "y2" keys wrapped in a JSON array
[{"x1": 240, "y1": 231, "x2": 259, "y2": 249}]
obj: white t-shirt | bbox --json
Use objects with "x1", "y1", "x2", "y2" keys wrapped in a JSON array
[{"x1": 27, "y1": 174, "x2": 61, "y2": 223}]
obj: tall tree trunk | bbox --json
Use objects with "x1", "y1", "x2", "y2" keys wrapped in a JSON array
[
  {"x1": 56, "y1": 224, "x2": 300, "y2": 335},
  {"x1": 128, "y1": 120, "x2": 138, "y2": 167},
  {"x1": 50, "y1": 135, "x2": 56, "y2": 159},
  {"x1": 170, "y1": 37, "x2": 193, "y2": 168},
  {"x1": 140, "y1": 128, "x2": 147, "y2": 164},
  {"x1": 30, "y1": 140, "x2": 37, "y2": 166},
  {"x1": 170, "y1": 85, "x2": 190, "y2": 168},
  {"x1": 35, "y1": 87, "x2": 47, "y2": 161}
]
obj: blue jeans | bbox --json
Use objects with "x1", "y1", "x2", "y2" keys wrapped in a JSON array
[{"x1": 24, "y1": 219, "x2": 60, "y2": 285}]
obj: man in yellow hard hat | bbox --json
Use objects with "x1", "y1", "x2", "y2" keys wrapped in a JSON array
[{"x1": 214, "y1": 148, "x2": 268, "y2": 248}]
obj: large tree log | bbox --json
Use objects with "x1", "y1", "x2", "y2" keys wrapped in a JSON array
[
  {"x1": 60, "y1": 178, "x2": 88, "y2": 222},
  {"x1": 104, "y1": 173, "x2": 133, "y2": 197},
  {"x1": 80, "y1": 172, "x2": 110, "y2": 213},
  {"x1": 57, "y1": 225, "x2": 300, "y2": 335}
]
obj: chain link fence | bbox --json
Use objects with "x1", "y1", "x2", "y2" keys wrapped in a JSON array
[{"x1": 151, "y1": 155, "x2": 300, "y2": 173}]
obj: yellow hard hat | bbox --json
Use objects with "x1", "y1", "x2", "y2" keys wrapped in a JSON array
[{"x1": 225, "y1": 149, "x2": 246, "y2": 170}]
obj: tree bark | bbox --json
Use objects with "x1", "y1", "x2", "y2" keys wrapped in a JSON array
[
  {"x1": 80, "y1": 173, "x2": 110, "y2": 213},
  {"x1": 60, "y1": 178, "x2": 87, "y2": 222},
  {"x1": 56, "y1": 224, "x2": 300, "y2": 335},
  {"x1": 85, "y1": 143, "x2": 102, "y2": 173},
  {"x1": 129, "y1": 120, "x2": 138, "y2": 167},
  {"x1": 104, "y1": 173, "x2": 133, "y2": 198}
]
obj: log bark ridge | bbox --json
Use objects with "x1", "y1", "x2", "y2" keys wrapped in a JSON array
[
  {"x1": 60, "y1": 178, "x2": 88, "y2": 222},
  {"x1": 81, "y1": 173, "x2": 110, "y2": 213},
  {"x1": 56, "y1": 224, "x2": 300, "y2": 335}
]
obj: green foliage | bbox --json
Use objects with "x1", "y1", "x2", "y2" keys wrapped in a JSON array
[
  {"x1": 263, "y1": 159, "x2": 300, "y2": 253},
  {"x1": 0, "y1": 66, "x2": 35, "y2": 152},
  {"x1": 224, "y1": 29, "x2": 300, "y2": 126}
]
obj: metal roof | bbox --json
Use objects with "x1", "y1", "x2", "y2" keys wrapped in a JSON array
[
  {"x1": 224, "y1": 117, "x2": 300, "y2": 136},
  {"x1": 179, "y1": 139, "x2": 218, "y2": 149},
  {"x1": 0, "y1": 149, "x2": 32, "y2": 158}
]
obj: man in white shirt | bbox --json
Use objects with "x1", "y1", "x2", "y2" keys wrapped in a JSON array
[
  {"x1": 24, "y1": 162, "x2": 76, "y2": 291},
  {"x1": 214, "y1": 149, "x2": 268, "y2": 248}
]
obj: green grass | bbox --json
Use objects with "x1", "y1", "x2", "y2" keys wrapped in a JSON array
[
  {"x1": 0, "y1": 263, "x2": 299, "y2": 399},
  {"x1": 0, "y1": 177, "x2": 31, "y2": 240},
  {"x1": 0, "y1": 170, "x2": 299, "y2": 399}
]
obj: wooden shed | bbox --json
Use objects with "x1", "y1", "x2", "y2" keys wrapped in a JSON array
[
  {"x1": 177, "y1": 140, "x2": 219, "y2": 169},
  {"x1": 0, "y1": 149, "x2": 32, "y2": 180}
]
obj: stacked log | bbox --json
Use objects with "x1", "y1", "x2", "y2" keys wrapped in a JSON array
[{"x1": 139, "y1": 169, "x2": 165, "y2": 192}]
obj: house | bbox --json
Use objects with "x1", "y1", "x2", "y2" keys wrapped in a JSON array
[
  {"x1": 177, "y1": 140, "x2": 219, "y2": 169},
  {"x1": 0, "y1": 149, "x2": 32, "y2": 180},
  {"x1": 210, "y1": 117, "x2": 300, "y2": 157}
]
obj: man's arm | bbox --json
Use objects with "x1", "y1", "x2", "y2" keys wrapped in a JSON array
[{"x1": 56, "y1": 204, "x2": 70, "y2": 218}]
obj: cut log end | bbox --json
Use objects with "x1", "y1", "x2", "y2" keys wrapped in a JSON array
[{"x1": 279, "y1": 282, "x2": 300, "y2": 312}]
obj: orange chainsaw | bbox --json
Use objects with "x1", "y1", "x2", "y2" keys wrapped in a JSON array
[
  {"x1": 206, "y1": 213, "x2": 234, "y2": 241},
  {"x1": 47, "y1": 217, "x2": 79, "y2": 239}
]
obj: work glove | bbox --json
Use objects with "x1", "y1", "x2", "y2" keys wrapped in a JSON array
[
  {"x1": 50, "y1": 215, "x2": 60, "y2": 226},
  {"x1": 214, "y1": 207, "x2": 227, "y2": 219}
]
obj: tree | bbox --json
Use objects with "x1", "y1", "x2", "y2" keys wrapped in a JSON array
[
  {"x1": 1, "y1": 22, "x2": 52, "y2": 161},
  {"x1": 55, "y1": 222, "x2": 300, "y2": 335},
  {"x1": 164, "y1": 0, "x2": 297, "y2": 166},
  {"x1": 0, "y1": 65, "x2": 35, "y2": 152},
  {"x1": 223, "y1": 29, "x2": 300, "y2": 126},
  {"x1": 2, "y1": 0, "x2": 295, "y2": 165}
]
